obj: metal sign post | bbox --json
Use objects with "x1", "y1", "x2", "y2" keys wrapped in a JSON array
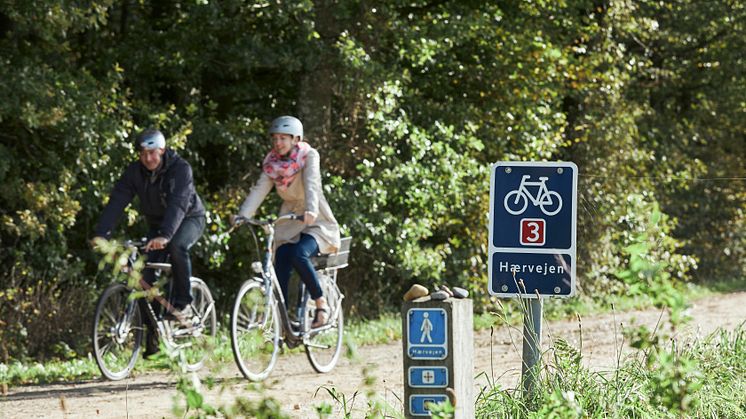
[
  {"x1": 521, "y1": 298, "x2": 543, "y2": 396},
  {"x1": 488, "y1": 161, "x2": 578, "y2": 397}
]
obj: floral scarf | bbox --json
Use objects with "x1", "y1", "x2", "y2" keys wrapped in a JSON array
[{"x1": 262, "y1": 141, "x2": 311, "y2": 190}]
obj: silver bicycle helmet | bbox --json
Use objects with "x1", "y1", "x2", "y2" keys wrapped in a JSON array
[
  {"x1": 268, "y1": 116, "x2": 303, "y2": 138},
  {"x1": 135, "y1": 129, "x2": 166, "y2": 150}
]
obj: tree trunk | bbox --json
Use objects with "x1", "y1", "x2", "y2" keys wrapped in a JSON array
[{"x1": 298, "y1": 0, "x2": 337, "y2": 148}]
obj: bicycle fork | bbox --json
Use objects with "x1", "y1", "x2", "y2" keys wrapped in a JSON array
[{"x1": 113, "y1": 300, "x2": 140, "y2": 345}]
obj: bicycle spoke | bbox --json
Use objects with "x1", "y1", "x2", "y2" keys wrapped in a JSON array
[
  {"x1": 102, "y1": 306, "x2": 119, "y2": 326},
  {"x1": 99, "y1": 341, "x2": 114, "y2": 357}
]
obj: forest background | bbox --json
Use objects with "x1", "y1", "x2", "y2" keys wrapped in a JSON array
[{"x1": 0, "y1": 0, "x2": 744, "y2": 362}]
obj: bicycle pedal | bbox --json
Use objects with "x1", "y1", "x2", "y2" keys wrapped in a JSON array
[{"x1": 172, "y1": 324, "x2": 202, "y2": 337}]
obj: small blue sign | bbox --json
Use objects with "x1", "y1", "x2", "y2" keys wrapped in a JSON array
[
  {"x1": 407, "y1": 308, "x2": 447, "y2": 360},
  {"x1": 410, "y1": 394, "x2": 448, "y2": 416},
  {"x1": 489, "y1": 162, "x2": 577, "y2": 298},
  {"x1": 408, "y1": 366, "x2": 449, "y2": 388},
  {"x1": 491, "y1": 252, "x2": 572, "y2": 295}
]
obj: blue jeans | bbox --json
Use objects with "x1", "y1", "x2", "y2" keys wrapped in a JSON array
[
  {"x1": 275, "y1": 234, "x2": 323, "y2": 304},
  {"x1": 143, "y1": 215, "x2": 205, "y2": 309}
]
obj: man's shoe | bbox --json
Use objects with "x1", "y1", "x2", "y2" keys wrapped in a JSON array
[
  {"x1": 143, "y1": 329, "x2": 159, "y2": 359},
  {"x1": 164, "y1": 305, "x2": 194, "y2": 327},
  {"x1": 290, "y1": 320, "x2": 301, "y2": 333}
]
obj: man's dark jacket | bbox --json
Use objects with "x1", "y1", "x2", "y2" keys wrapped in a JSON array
[{"x1": 94, "y1": 149, "x2": 205, "y2": 240}]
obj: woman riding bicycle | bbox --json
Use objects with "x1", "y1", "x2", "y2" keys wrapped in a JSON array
[{"x1": 234, "y1": 116, "x2": 340, "y2": 329}]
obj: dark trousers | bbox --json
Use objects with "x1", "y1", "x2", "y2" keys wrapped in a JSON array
[
  {"x1": 275, "y1": 234, "x2": 323, "y2": 305},
  {"x1": 142, "y1": 215, "x2": 205, "y2": 309}
]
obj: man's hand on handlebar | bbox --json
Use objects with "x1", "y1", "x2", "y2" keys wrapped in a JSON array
[{"x1": 144, "y1": 236, "x2": 169, "y2": 251}]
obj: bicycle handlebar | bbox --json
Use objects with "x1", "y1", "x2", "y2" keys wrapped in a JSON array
[
  {"x1": 123, "y1": 238, "x2": 148, "y2": 250},
  {"x1": 232, "y1": 213, "x2": 304, "y2": 228}
]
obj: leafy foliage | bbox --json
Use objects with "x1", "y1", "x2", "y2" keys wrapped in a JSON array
[{"x1": 0, "y1": 1, "x2": 744, "y2": 360}]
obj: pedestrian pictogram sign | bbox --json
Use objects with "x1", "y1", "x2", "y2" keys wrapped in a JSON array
[
  {"x1": 407, "y1": 308, "x2": 447, "y2": 360},
  {"x1": 488, "y1": 162, "x2": 578, "y2": 298}
]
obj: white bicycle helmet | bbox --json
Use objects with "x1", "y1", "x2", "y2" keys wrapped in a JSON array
[
  {"x1": 268, "y1": 116, "x2": 303, "y2": 138},
  {"x1": 135, "y1": 129, "x2": 166, "y2": 150}
]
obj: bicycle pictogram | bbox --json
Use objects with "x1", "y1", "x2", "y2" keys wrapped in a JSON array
[{"x1": 503, "y1": 175, "x2": 563, "y2": 216}]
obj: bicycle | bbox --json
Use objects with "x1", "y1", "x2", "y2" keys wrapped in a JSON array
[
  {"x1": 91, "y1": 238, "x2": 217, "y2": 380},
  {"x1": 229, "y1": 214, "x2": 350, "y2": 381},
  {"x1": 504, "y1": 174, "x2": 563, "y2": 216}
]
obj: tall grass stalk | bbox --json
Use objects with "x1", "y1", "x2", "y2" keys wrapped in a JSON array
[{"x1": 476, "y1": 320, "x2": 746, "y2": 418}]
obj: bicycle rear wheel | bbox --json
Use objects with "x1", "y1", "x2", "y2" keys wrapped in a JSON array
[
  {"x1": 181, "y1": 277, "x2": 217, "y2": 371},
  {"x1": 231, "y1": 279, "x2": 281, "y2": 381},
  {"x1": 304, "y1": 276, "x2": 344, "y2": 373},
  {"x1": 92, "y1": 282, "x2": 143, "y2": 380}
]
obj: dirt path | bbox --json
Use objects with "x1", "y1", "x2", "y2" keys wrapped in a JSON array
[{"x1": 2, "y1": 291, "x2": 745, "y2": 418}]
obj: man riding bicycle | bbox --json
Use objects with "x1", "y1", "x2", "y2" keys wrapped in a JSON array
[{"x1": 92, "y1": 129, "x2": 206, "y2": 357}]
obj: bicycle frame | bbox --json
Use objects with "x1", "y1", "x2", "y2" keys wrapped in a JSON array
[
  {"x1": 504, "y1": 174, "x2": 563, "y2": 216},
  {"x1": 123, "y1": 241, "x2": 209, "y2": 344},
  {"x1": 236, "y1": 214, "x2": 341, "y2": 348},
  {"x1": 93, "y1": 239, "x2": 217, "y2": 380},
  {"x1": 517, "y1": 175, "x2": 552, "y2": 206},
  {"x1": 230, "y1": 214, "x2": 348, "y2": 380}
]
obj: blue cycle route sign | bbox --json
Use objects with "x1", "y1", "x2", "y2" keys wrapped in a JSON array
[
  {"x1": 407, "y1": 308, "x2": 447, "y2": 360},
  {"x1": 488, "y1": 162, "x2": 578, "y2": 298}
]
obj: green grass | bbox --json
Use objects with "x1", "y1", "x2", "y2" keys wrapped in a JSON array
[
  {"x1": 0, "y1": 357, "x2": 101, "y2": 386},
  {"x1": 475, "y1": 325, "x2": 746, "y2": 418},
  {"x1": 0, "y1": 316, "x2": 402, "y2": 387},
  {"x1": 3, "y1": 279, "x2": 744, "y2": 388}
]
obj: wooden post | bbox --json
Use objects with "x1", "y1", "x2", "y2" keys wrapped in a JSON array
[{"x1": 402, "y1": 298, "x2": 474, "y2": 418}]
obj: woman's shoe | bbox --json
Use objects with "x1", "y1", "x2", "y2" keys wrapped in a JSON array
[{"x1": 311, "y1": 306, "x2": 329, "y2": 329}]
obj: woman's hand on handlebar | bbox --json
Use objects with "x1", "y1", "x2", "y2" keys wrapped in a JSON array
[
  {"x1": 303, "y1": 211, "x2": 316, "y2": 225},
  {"x1": 230, "y1": 214, "x2": 245, "y2": 227},
  {"x1": 229, "y1": 213, "x2": 303, "y2": 228}
]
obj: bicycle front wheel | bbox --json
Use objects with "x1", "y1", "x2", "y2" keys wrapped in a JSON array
[
  {"x1": 304, "y1": 285, "x2": 344, "y2": 373},
  {"x1": 182, "y1": 277, "x2": 218, "y2": 371},
  {"x1": 503, "y1": 190, "x2": 528, "y2": 215},
  {"x1": 92, "y1": 282, "x2": 143, "y2": 380},
  {"x1": 231, "y1": 279, "x2": 281, "y2": 381}
]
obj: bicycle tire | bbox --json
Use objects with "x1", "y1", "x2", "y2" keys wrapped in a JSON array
[
  {"x1": 539, "y1": 190, "x2": 563, "y2": 216},
  {"x1": 92, "y1": 282, "x2": 143, "y2": 380},
  {"x1": 181, "y1": 277, "x2": 218, "y2": 371},
  {"x1": 304, "y1": 276, "x2": 344, "y2": 373},
  {"x1": 504, "y1": 190, "x2": 528, "y2": 215},
  {"x1": 230, "y1": 279, "x2": 281, "y2": 381}
]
